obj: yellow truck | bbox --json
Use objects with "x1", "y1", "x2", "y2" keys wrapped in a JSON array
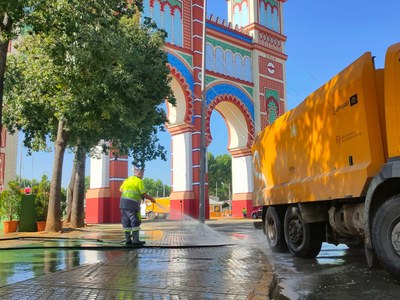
[
  {"x1": 145, "y1": 197, "x2": 170, "y2": 220},
  {"x1": 252, "y1": 43, "x2": 400, "y2": 280}
]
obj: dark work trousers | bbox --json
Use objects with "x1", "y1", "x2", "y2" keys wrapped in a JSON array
[{"x1": 120, "y1": 200, "x2": 141, "y2": 233}]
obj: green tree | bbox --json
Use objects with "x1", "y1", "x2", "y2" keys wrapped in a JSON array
[
  {"x1": 0, "y1": 1, "x2": 31, "y2": 142},
  {"x1": 15, "y1": 176, "x2": 39, "y2": 189},
  {"x1": 64, "y1": 13, "x2": 173, "y2": 227},
  {"x1": 4, "y1": 1, "x2": 173, "y2": 231},
  {"x1": 32, "y1": 174, "x2": 50, "y2": 221},
  {"x1": 0, "y1": 180, "x2": 22, "y2": 220},
  {"x1": 207, "y1": 153, "x2": 232, "y2": 201},
  {"x1": 143, "y1": 178, "x2": 171, "y2": 198}
]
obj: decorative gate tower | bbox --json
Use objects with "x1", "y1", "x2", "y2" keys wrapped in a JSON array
[{"x1": 86, "y1": 0, "x2": 288, "y2": 223}]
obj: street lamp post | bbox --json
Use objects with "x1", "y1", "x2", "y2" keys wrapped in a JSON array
[{"x1": 199, "y1": 0, "x2": 207, "y2": 224}]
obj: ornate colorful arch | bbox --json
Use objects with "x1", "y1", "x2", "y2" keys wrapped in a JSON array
[
  {"x1": 206, "y1": 83, "x2": 254, "y2": 119},
  {"x1": 206, "y1": 94, "x2": 255, "y2": 148},
  {"x1": 166, "y1": 52, "x2": 194, "y2": 125},
  {"x1": 150, "y1": 0, "x2": 182, "y2": 13},
  {"x1": 167, "y1": 66, "x2": 193, "y2": 125}
]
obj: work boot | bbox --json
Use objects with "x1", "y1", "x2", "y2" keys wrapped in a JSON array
[
  {"x1": 132, "y1": 231, "x2": 146, "y2": 245},
  {"x1": 124, "y1": 231, "x2": 132, "y2": 245}
]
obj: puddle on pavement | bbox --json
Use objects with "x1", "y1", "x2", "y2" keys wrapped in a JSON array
[
  {"x1": 0, "y1": 219, "x2": 251, "y2": 287},
  {"x1": 0, "y1": 223, "x2": 233, "y2": 288},
  {"x1": 0, "y1": 248, "x2": 107, "y2": 287}
]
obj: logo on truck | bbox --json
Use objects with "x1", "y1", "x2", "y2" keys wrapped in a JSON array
[{"x1": 333, "y1": 94, "x2": 358, "y2": 115}]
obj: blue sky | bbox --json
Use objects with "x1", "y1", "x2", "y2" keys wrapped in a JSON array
[{"x1": 17, "y1": 0, "x2": 400, "y2": 187}]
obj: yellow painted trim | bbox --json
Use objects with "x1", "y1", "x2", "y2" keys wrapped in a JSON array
[
  {"x1": 86, "y1": 188, "x2": 111, "y2": 199},
  {"x1": 170, "y1": 191, "x2": 195, "y2": 200},
  {"x1": 232, "y1": 192, "x2": 253, "y2": 201}
]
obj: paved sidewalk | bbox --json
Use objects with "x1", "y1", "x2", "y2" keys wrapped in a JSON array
[{"x1": 0, "y1": 218, "x2": 274, "y2": 299}]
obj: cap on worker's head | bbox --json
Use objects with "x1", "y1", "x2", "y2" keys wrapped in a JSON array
[{"x1": 133, "y1": 167, "x2": 144, "y2": 177}]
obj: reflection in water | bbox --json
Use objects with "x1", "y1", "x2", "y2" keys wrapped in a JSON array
[
  {"x1": 316, "y1": 244, "x2": 349, "y2": 265},
  {"x1": 0, "y1": 248, "x2": 105, "y2": 287}
]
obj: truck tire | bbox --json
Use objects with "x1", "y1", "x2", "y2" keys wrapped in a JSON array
[
  {"x1": 284, "y1": 205, "x2": 323, "y2": 258},
  {"x1": 147, "y1": 211, "x2": 155, "y2": 221},
  {"x1": 371, "y1": 194, "x2": 400, "y2": 279},
  {"x1": 265, "y1": 207, "x2": 287, "y2": 252}
]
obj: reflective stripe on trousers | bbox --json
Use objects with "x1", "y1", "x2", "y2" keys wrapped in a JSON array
[{"x1": 123, "y1": 227, "x2": 140, "y2": 232}]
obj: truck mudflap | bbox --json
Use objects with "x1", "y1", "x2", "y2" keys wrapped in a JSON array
[{"x1": 298, "y1": 202, "x2": 328, "y2": 223}]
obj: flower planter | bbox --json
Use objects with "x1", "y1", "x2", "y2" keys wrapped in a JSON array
[
  {"x1": 3, "y1": 220, "x2": 19, "y2": 233},
  {"x1": 36, "y1": 221, "x2": 47, "y2": 232}
]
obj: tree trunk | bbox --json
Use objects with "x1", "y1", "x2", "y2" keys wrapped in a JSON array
[
  {"x1": 78, "y1": 153, "x2": 86, "y2": 225},
  {"x1": 65, "y1": 162, "x2": 76, "y2": 223},
  {"x1": 46, "y1": 119, "x2": 67, "y2": 232},
  {"x1": 0, "y1": 13, "x2": 12, "y2": 145},
  {"x1": 71, "y1": 148, "x2": 86, "y2": 228},
  {"x1": 0, "y1": 40, "x2": 9, "y2": 145}
]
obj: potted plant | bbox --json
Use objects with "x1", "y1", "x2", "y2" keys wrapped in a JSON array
[
  {"x1": 33, "y1": 175, "x2": 50, "y2": 231},
  {"x1": 0, "y1": 181, "x2": 22, "y2": 233}
]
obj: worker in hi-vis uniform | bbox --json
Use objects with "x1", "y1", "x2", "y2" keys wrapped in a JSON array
[{"x1": 120, "y1": 167, "x2": 156, "y2": 245}]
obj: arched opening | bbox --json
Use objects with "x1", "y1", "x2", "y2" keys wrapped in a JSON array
[
  {"x1": 167, "y1": 77, "x2": 188, "y2": 126},
  {"x1": 208, "y1": 112, "x2": 230, "y2": 217},
  {"x1": 145, "y1": 75, "x2": 189, "y2": 190},
  {"x1": 208, "y1": 98, "x2": 254, "y2": 217},
  {"x1": 163, "y1": 74, "x2": 195, "y2": 219}
]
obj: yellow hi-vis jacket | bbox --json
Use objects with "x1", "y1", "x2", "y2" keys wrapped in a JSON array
[{"x1": 120, "y1": 176, "x2": 145, "y2": 202}]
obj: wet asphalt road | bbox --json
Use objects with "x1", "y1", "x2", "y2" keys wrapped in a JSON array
[
  {"x1": 261, "y1": 241, "x2": 400, "y2": 300},
  {"x1": 148, "y1": 220, "x2": 400, "y2": 299}
]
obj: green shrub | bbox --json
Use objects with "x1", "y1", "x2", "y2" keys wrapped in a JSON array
[
  {"x1": 0, "y1": 181, "x2": 23, "y2": 221},
  {"x1": 32, "y1": 175, "x2": 50, "y2": 221}
]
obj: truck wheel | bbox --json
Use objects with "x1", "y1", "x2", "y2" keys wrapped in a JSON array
[
  {"x1": 265, "y1": 207, "x2": 287, "y2": 252},
  {"x1": 284, "y1": 205, "x2": 323, "y2": 258},
  {"x1": 147, "y1": 212, "x2": 155, "y2": 221},
  {"x1": 371, "y1": 195, "x2": 400, "y2": 279}
]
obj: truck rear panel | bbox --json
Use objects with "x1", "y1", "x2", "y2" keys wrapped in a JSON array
[
  {"x1": 384, "y1": 43, "x2": 400, "y2": 158},
  {"x1": 252, "y1": 52, "x2": 385, "y2": 206}
]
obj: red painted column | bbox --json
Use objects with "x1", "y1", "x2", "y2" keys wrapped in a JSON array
[
  {"x1": 86, "y1": 188, "x2": 110, "y2": 223},
  {"x1": 190, "y1": 0, "x2": 209, "y2": 219},
  {"x1": 108, "y1": 152, "x2": 128, "y2": 223},
  {"x1": 86, "y1": 151, "x2": 127, "y2": 223},
  {"x1": 232, "y1": 193, "x2": 253, "y2": 218}
]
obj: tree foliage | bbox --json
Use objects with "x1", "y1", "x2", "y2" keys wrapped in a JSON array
[
  {"x1": 207, "y1": 153, "x2": 232, "y2": 201},
  {"x1": 143, "y1": 178, "x2": 171, "y2": 198},
  {"x1": 4, "y1": 1, "x2": 174, "y2": 231},
  {"x1": 0, "y1": 181, "x2": 22, "y2": 220},
  {"x1": 0, "y1": 1, "x2": 37, "y2": 42},
  {"x1": 32, "y1": 174, "x2": 50, "y2": 221},
  {"x1": 16, "y1": 176, "x2": 39, "y2": 188},
  {"x1": 0, "y1": 0, "x2": 33, "y2": 142}
]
